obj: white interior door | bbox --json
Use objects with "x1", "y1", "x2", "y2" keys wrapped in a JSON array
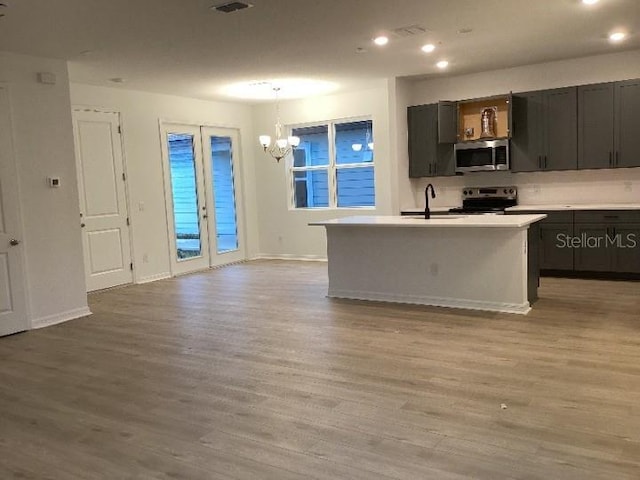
[
  {"x1": 73, "y1": 109, "x2": 133, "y2": 291},
  {"x1": 201, "y1": 127, "x2": 246, "y2": 267},
  {"x1": 0, "y1": 86, "x2": 28, "y2": 336},
  {"x1": 161, "y1": 124, "x2": 211, "y2": 275}
]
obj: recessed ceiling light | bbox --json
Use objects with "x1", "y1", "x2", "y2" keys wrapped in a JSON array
[
  {"x1": 373, "y1": 36, "x2": 389, "y2": 46},
  {"x1": 582, "y1": 0, "x2": 598, "y2": 5},
  {"x1": 109, "y1": 77, "x2": 126, "y2": 83},
  {"x1": 436, "y1": 60, "x2": 449, "y2": 69},
  {"x1": 457, "y1": 28, "x2": 473, "y2": 34},
  {"x1": 609, "y1": 31, "x2": 627, "y2": 42},
  {"x1": 421, "y1": 44, "x2": 436, "y2": 53}
]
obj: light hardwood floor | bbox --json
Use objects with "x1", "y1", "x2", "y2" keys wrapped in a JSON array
[{"x1": 1, "y1": 260, "x2": 640, "y2": 479}]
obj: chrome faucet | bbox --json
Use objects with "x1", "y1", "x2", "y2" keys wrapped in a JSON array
[{"x1": 424, "y1": 183, "x2": 436, "y2": 219}]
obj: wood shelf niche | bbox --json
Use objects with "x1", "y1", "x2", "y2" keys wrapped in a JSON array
[{"x1": 457, "y1": 95, "x2": 511, "y2": 142}]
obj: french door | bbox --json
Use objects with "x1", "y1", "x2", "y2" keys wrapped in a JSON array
[{"x1": 161, "y1": 124, "x2": 245, "y2": 275}]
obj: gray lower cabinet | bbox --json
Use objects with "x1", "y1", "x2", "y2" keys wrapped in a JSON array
[
  {"x1": 510, "y1": 210, "x2": 640, "y2": 276},
  {"x1": 612, "y1": 224, "x2": 640, "y2": 273},
  {"x1": 578, "y1": 79, "x2": 640, "y2": 170},
  {"x1": 407, "y1": 104, "x2": 455, "y2": 178},
  {"x1": 540, "y1": 223, "x2": 574, "y2": 270},
  {"x1": 512, "y1": 87, "x2": 577, "y2": 172},
  {"x1": 574, "y1": 211, "x2": 640, "y2": 274},
  {"x1": 538, "y1": 212, "x2": 574, "y2": 271},
  {"x1": 508, "y1": 211, "x2": 574, "y2": 271},
  {"x1": 573, "y1": 225, "x2": 610, "y2": 272}
]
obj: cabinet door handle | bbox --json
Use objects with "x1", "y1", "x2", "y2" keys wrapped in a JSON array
[
  {"x1": 434, "y1": 163, "x2": 438, "y2": 175},
  {"x1": 428, "y1": 163, "x2": 432, "y2": 175},
  {"x1": 544, "y1": 156, "x2": 548, "y2": 169},
  {"x1": 609, "y1": 151, "x2": 613, "y2": 167},
  {"x1": 615, "y1": 151, "x2": 620, "y2": 166}
]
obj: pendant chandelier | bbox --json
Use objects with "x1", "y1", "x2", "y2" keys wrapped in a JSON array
[{"x1": 258, "y1": 87, "x2": 300, "y2": 162}]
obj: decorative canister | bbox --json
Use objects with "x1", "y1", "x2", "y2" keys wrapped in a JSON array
[{"x1": 480, "y1": 107, "x2": 497, "y2": 138}]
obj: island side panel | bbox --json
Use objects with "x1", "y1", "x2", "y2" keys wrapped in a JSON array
[
  {"x1": 527, "y1": 223, "x2": 540, "y2": 304},
  {"x1": 325, "y1": 225, "x2": 530, "y2": 314}
]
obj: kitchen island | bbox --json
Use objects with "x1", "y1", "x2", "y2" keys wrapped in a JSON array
[{"x1": 311, "y1": 214, "x2": 547, "y2": 314}]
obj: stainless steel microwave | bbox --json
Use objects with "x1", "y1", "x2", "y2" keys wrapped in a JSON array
[{"x1": 454, "y1": 139, "x2": 509, "y2": 173}]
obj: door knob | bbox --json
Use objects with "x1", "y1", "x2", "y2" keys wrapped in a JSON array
[
  {"x1": 81, "y1": 223, "x2": 86, "y2": 228},
  {"x1": 9, "y1": 239, "x2": 20, "y2": 246}
]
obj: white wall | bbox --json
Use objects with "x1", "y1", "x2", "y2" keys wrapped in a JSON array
[
  {"x1": 252, "y1": 82, "x2": 393, "y2": 259},
  {"x1": 69, "y1": 84, "x2": 257, "y2": 282},
  {"x1": 389, "y1": 77, "x2": 415, "y2": 211},
  {"x1": 0, "y1": 51, "x2": 88, "y2": 326},
  {"x1": 406, "y1": 49, "x2": 640, "y2": 209}
]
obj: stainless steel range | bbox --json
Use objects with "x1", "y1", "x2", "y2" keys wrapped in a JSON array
[{"x1": 449, "y1": 186, "x2": 517, "y2": 215}]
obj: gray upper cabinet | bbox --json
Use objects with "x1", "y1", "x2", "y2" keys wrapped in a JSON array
[
  {"x1": 511, "y1": 87, "x2": 577, "y2": 172},
  {"x1": 408, "y1": 105, "x2": 432, "y2": 177},
  {"x1": 578, "y1": 82, "x2": 615, "y2": 169},
  {"x1": 437, "y1": 101, "x2": 458, "y2": 144},
  {"x1": 511, "y1": 92, "x2": 542, "y2": 172},
  {"x1": 407, "y1": 104, "x2": 455, "y2": 178},
  {"x1": 578, "y1": 80, "x2": 640, "y2": 170},
  {"x1": 615, "y1": 79, "x2": 640, "y2": 168},
  {"x1": 546, "y1": 88, "x2": 578, "y2": 170}
]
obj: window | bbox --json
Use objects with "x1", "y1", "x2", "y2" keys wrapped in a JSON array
[{"x1": 290, "y1": 119, "x2": 375, "y2": 209}]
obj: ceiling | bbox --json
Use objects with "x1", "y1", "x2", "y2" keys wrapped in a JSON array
[{"x1": 0, "y1": 0, "x2": 638, "y2": 103}]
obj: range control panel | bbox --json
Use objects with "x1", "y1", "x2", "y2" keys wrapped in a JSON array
[{"x1": 462, "y1": 186, "x2": 517, "y2": 200}]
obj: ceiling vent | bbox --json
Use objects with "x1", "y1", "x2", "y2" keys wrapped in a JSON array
[
  {"x1": 212, "y1": 1, "x2": 254, "y2": 14},
  {"x1": 392, "y1": 25, "x2": 429, "y2": 38}
]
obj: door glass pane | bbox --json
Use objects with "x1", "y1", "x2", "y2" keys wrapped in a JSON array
[
  {"x1": 210, "y1": 136, "x2": 239, "y2": 253},
  {"x1": 167, "y1": 133, "x2": 202, "y2": 260},
  {"x1": 293, "y1": 169, "x2": 329, "y2": 208},
  {"x1": 335, "y1": 120, "x2": 374, "y2": 165}
]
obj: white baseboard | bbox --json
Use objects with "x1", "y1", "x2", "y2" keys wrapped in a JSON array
[
  {"x1": 31, "y1": 306, "x2": 93, "y2": 330},
  {"x1": 136, "y1": 272, "x2": 171, "y2": 284},
  {"x1": 253, "y1": 254, "x2": 327, "y2": 262},
  {"x1": 327, "y1": 289, "x2": 531, "y2": 315}
]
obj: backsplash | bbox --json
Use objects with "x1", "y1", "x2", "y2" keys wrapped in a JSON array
[{"x1": 409, "y1": 167, "x2": 640, "y2": 209}]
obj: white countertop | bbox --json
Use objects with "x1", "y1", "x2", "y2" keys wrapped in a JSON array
[
  {"x1": 310, "y1": 214, "x2": 547, "y2": 228},
  {"x1": 507, "y1": 203, "x2": 640, "y2": 211}
]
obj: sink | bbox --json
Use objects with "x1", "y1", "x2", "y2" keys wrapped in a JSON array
[{"x1": 403, "y1": 215, "x2": 467, "y2": 220}]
